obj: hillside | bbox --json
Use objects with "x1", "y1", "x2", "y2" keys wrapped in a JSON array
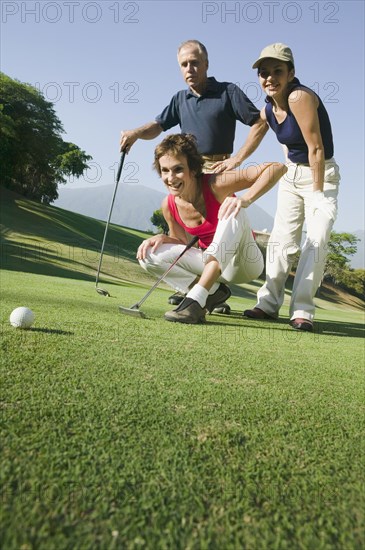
[
  {"x1": 0, "y1": 186, "x2": 154, "y2": 289},
  {"x1": 54, "y1": 183, "x2": 275, "y2": 233},
  {"x1": 54, "y1": 184, "x2": 364, "y2": 269},
  {"x1": 1, "y1": 186, "x2": 363, "y2": 311}
]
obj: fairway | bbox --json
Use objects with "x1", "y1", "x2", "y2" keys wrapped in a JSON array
[{"x1": 1, "y1": 189, "x2": 364, "y2": 549}]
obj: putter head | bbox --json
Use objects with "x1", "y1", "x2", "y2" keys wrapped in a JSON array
[
  {"x1": 96, "y1": 287, "x2": 111, "y2": 297},
  {"x1": 119, "y1": 305, "x2": 146, "y2": 319}
]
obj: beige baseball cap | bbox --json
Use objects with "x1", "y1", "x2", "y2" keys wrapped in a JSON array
[{"x1": 252, "y1": 43, "x2": 294, "y2": 69}]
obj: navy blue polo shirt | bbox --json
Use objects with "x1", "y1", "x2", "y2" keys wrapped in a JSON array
[{"x1": 155, "y1": 77, "x2": 260, "y2": 155}]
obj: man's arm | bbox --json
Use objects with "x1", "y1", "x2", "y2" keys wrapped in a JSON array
[
  {"x1": 212, "y1": 110, "x2": 269, "y2": 173},
  {"x1": 120, "y1": 121, "x2": 163, "y2": 153}
]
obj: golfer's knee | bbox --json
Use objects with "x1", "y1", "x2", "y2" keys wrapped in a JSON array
[{"x1": 139, "y1": 251, "x2": 167, "y2": 274}]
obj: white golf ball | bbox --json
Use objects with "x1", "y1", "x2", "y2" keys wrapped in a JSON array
[{"x1": 9, "y1": 307, "x2": 35, "y2": 329}]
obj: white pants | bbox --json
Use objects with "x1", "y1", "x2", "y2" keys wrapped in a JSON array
[
  {"x1": 256, "y1": 159, "x2": 340, "y2": 321},
  {"x1": 139, "y1": 209, "x2": 264, "y2": 294}
]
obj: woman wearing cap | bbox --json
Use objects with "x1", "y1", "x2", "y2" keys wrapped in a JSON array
[
  {"x1": 238, "y1": 43, "x2": 340, "y2": 332},
  {"x1": 137, "y1": 133, "x2": 286, "y2": 324}
]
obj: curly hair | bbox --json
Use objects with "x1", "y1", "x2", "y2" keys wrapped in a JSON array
[{"x1": 153, "y1": 134, "x2": 204, "y2": 177}]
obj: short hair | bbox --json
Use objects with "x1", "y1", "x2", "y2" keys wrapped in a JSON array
[
  {"x1": 153, "y1": 134, "x2": 204, "y2": 177},
  {"x1": 177, "y1": 40, "x2": 209, "y2": 63}
]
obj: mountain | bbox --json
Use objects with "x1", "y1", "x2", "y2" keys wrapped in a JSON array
[
  {"x1": 54, "y1": 184, "x2": 166, "y2": 232},
  {"x1": 54, "y1": 184, "x2": 275, "y2": 233}
]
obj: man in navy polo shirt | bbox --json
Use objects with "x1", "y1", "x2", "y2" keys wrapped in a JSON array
[{"x1": 120, "y1": 40, "x2": 268, "y2": 173}]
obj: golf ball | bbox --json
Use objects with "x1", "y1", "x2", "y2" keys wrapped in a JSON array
[{"x1": 9, "y1": 307, "x2": 35, "y2": 329}]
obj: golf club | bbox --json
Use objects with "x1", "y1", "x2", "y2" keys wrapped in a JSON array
[
  {"x1": 119, "y1": 235, "x2": 199, "y2": 318},
  {"x1": 95, "y1": 151, "x2": 126, "y2": 297}
]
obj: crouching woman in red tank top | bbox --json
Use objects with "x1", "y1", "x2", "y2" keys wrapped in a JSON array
[{"x1": 137, "y1": 133, "x2": 286, "y2": 324}]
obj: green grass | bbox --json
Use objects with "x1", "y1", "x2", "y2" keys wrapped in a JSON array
[
  {"x1": 0, "y1": 186, "x2": 152, "y2": 287},
  {"x1": 1, "y1": 187, "x2": 364, "y2": 549}
]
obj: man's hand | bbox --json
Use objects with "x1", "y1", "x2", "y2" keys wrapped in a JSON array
[
  {"x1": 120, "y1": 129, "x2": 139, "y2": 154},
  {"x1": 120, "y1": 122, "x2": 163, "y2": 153}
]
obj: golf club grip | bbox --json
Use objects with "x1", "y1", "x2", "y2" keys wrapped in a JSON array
[
  {"x1": 116, "y1": 151, "x2": 126, "y2": 183},
  {"x1": 181, "y1": 235, "x2": 199, "y2": 254},
  {"x1": 167, "y1": 235, "x2": 199, "y2": 269}
]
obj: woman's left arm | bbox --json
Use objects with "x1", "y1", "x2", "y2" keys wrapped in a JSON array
[
  {"x1": 211, "y1": 161, "x2": 287, "y2": 219},
  {"x1": 289, "y1": 88, "x2": 324, "y2": 192}
]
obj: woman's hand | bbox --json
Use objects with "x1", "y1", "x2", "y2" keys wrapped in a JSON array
[
  {"x1": 312, "y1": 191, "x2": 337, "y2": 222},
  {"x1": 218, "y1": 196, "x2": 246, "y2": 220},
  {"x1": 137, "y1": 234, "x2": 166, "y2": 260}
]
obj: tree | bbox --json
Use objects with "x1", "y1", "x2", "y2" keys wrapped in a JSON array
[
  {"x1": 352, "y1": 269, "x2": 365, "y2": 297},
  {"x1": 323, "y1": 231, "x2": 359, "y2": 284},
  {"x1": 318, "y1": 231, "x2": 365, "y2": 299},
  {"x1": 150, "y1": 209, "x2": 169, "y2": 235},
  {"x1": 0, "y1": 72, "x2": 91, "y2": 204}
]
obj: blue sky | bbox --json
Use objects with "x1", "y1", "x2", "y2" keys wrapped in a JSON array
[{"x1": 1, "y1": 0, "x2": 364, "y2": 232}]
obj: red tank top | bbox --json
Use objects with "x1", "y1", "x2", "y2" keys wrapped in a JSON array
[{"x1": 167, "y1": 174, "x2": 220, "y2": 249}]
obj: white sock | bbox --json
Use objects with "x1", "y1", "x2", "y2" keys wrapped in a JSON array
[
  {"x1": 208, "y1": 282, "x2": 220, "y2": 295},
  {"x1": 186, "y1": 284, "x2": 209, "y2": 308}
]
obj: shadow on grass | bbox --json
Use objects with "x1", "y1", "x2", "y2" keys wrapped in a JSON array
[
  {"x1": 29, "y1": 327, "x2": 74, "y2": 336},
  {"x1": 229, "y1": 282, "x2": 261, "y2": 300},
  {"x1": 314, "y1": 319, "x2": 365, "y2": 338},
  {"x1": 2, "y1": 241, "x2": 98, "y2": 282},
  {"x1": 206, "y1": 312, "x2": 364, "y2": 338}
]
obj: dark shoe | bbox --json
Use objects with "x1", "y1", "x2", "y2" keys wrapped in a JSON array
[
  {"x1": 289, "y1": 318, "x2": 313, "y2": 332},
  {"x1": 243, "y1": 307, "x2": 276, "y2": 320},
  {"x1": 205, "y1": 284, "x2": 231, "y2": 314},
  {"x1": 168, "y1": 292, "x2": 185, "y2": 305},
  {"x1": 164, "y1": 298, "x2": 206, "y2": 324}
]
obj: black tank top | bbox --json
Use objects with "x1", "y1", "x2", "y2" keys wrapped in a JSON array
[{"x1": 265, "y1": 78, "x2": 334, "y2": 164}]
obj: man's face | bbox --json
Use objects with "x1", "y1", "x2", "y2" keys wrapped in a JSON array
[{"x1": 177, "y1": 45, "x2": 208, "y2": 94}]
